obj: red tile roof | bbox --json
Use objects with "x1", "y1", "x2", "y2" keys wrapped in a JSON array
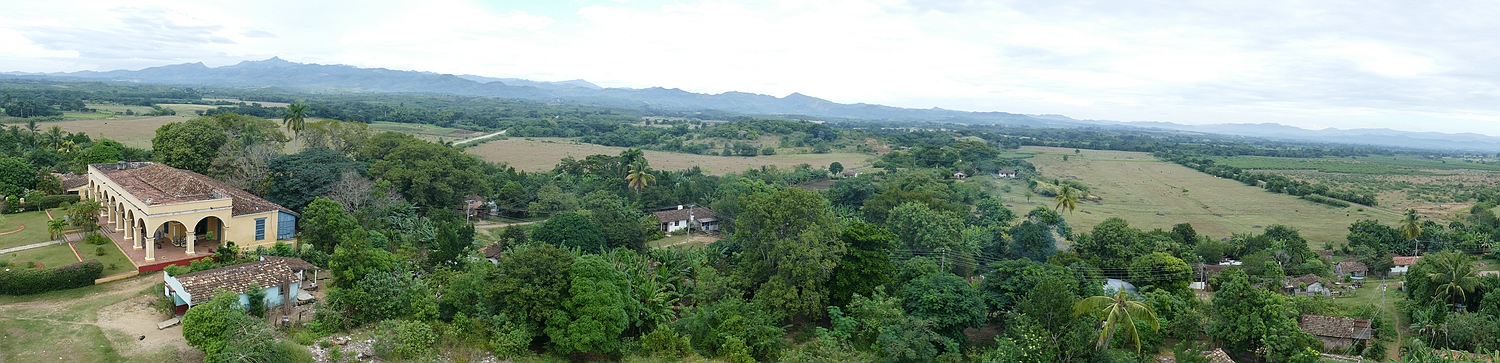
[
  {"x1": 174, "y1": 259, "x2": 297, "y2": 303},
  {"x1": 94, "y1": 162, "x2": 294, "y2": 216},
  {"x1": 1205, "y1": 348, "x2": 1236, "y2": 363},
  {"x1": 652, "y1": 206, "x2": 714, "y2": 224},
  {"x1": 1299, "y1": 314, "x2": 1373, "y2": 340},
  {"x1": 1337, "y1": 261, "x2": 1367, "y2": 273},
  {"x1": 1393, "y1": 256, "x2": 1420, "y2": 266}
]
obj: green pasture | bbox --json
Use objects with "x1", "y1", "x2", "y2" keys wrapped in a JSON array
[
  {"x1": 1009, "y1": 146, "x2": 1392, "y2": 246},
  {"x1": 1211, "y1": 155, "x2": 1500, "y2": 174}
]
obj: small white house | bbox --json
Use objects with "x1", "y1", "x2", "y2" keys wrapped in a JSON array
[
  {"x1": 997, "y1": 169, "x2": 1018, "y2": 178},
  {"x1": 1390, "y1": 256, "x2": 1419, "y2": 275},
  {"x1": 652, "y1": 205, "x2": 718, "y2": 233}
]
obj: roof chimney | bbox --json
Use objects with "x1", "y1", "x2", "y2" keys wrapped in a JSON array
[{"x1": 677, "y1": 205, "x2": 683, "y2": 210}]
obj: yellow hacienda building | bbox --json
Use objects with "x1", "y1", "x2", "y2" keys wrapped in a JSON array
[{"x1": 86, "y1": 162, "x2": 296, "y2": 268}]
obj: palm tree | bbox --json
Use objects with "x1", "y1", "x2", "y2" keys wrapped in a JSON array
[
  {"x1": 1054, "y1": 185, "x2": 1079, "y2": 214},
  {"x1": 68, "y1": 199, "x2": 102, "y2": 233},
  {"x1": 1428, "y1": 251, "x2": 1479, "y2": 311},
  {"x1": 1073, "y1": 289, "x2": 1160, "y2": 353},
  {"x1": 1401, "y1": 209, "x2": 1423, "y2": 254},
  {"x1": 47, "y1": 217, "x2": 67, "y2": 240},
  {"x1": 626, "y1": 160, "x2": 656, "y2": 193},
  {"x1": 282, "y1": 102, "x2": 309, "y2": 149}
]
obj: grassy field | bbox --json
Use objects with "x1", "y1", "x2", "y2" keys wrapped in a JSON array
[
  {"x1": 1212, "y1": 155, "x2": 1500, "y2": 174},
  {"x1": 0, "y1": 276, "x2": 198, "y2": 362},
  {"x1": 467, "y1": 137, "x2": 875, "y2": 175},
  {"x1": 370, "y1": 121, "x2": 480, "y2": 143},
  {"x1": 1002, "y1": 146, "x2": 1393, "y2": 246},
  {"x1": 34, "y1": 115, "x2": 192, "y2": 149}
]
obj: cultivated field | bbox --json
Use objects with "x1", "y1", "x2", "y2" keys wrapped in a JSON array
[
  {"x1": 996, "y1": 146, "x2": 1393, "y2": 246},
  {"x1": 467, "y1": 137, "x2": 875, "y2": 175},
  {"x1": 1211, "y1": 155, "x2": 1500, "y2": 217}
]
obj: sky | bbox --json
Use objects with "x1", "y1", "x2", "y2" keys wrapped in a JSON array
[{"x1": 3, "y1": 0, "x2": 1500, "y2": 135}]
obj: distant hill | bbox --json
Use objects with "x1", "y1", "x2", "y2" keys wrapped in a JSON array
[{"x1": 6, "y1": 57, "x2": 1500, "y2": 151}]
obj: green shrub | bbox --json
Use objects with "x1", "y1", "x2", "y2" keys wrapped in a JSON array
[
  {"x1": 94, "y1": 246, "x2": 106, "y2": 256},
  {"x1": 36, "y1": 195, "x2": 80, "y2": 210},
  {"x1": 0, "y1": 260, "x2": 104, "y2": 295},
  {"x1": 329, "y1": 346, "x2": 343, "y2": 361},
  {"x1": 292, "y1": 330, "x2": 321, "y2": 345},
  {"x1": 719, "y1": 336, "x2": 755, "y2": 363},
  {"x1": 84, "y1": 233, "x2": 110, "y2": 245},
  {"x1": 489, "y1": 322, "x2": 532, "y2": 359},
  {"x1": 641, "y1": 325, "x2": 690, "y2": 358},
  {"x1": 377, "y1": 320, "x2": 437, "y2": 359}
]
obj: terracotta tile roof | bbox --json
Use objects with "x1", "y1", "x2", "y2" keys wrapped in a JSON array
[
  {"x1": 93, "y1": 162, "x2": 295, "y2": 216},
  {"x1": 481, "y1": 245, "x2": 504, "y2": 259},
  {"x1": 652, "y1": 206, "x2": 714, "y2": 224},
  {"x1": 54, "y1": 173, "x2": 89, "y2": 190},
  {"x1": 1205, "y1": 348, "x2": 1236, "y2": 363},
  {"x1": 1299, "y1": 314, "x2": 1373, "y2": 340},
  {"x1": 260, "y1": 256, "x2": 317, "y2": 272},
  {"x1": 1393, "y1": 256, "x2": 1420, "y2": 266},
  {"x1": 1288, "y1": 274, "x2": 1324, "y2": 287},
  {"x1": 174, "y1": 259, "x2": 297, "y2": 302},
  {"x1": 1337, "y1": 261, "x2": 1367, "y2": 273},
  {"x1": 464, "y1": 194, "x2": 485, "y2": 210}
]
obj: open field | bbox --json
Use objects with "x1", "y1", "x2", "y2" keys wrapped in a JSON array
[
  {"x1": 467, "y1": 137, "x2": 875, "y2": 175},
  {"x1": 34, "y1": 115, "x2": 192, "y2": 149},
  {"x1": 1209, "y1": 155, "x2": 1500, "y2": 217},
  {"x1": 998, "y1": 146, "x2": 1394, "y2": 246},
  {"x1": 0, "y1": 276, "x2": 198, "y2": 362},
  {"x1": 1212, "y1": 155, "x2": 1500, "y2": 174},
  {"x1": 6, "y1": 244, "x2": 81, "y2": 269},
  {"x1": 370, "y1": 121, "x2": 480, "y2": 143}
]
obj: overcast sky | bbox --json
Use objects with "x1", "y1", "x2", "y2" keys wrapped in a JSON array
[{"x1": 4, "y1": 0, "x2": 1499, "y2": 135}]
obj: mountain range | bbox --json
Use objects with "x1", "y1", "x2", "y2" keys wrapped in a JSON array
[{"x1": 6, "y1": 57, "x2": 1500, "y2": 152}]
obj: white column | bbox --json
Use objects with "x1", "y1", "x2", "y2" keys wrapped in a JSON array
[
  {"x1": 137, "y1": 219, "x2": 148, "y2": 250},
  {"x1": 185, "y1": 234, "x2": 195, "y2": 255},
  {"x1": 115, "y1": 209, "x2": 124, "y2": 232},
  {"x1": 133, "y1": 220, "x2": 143, "y2": 249},
  {"x1": 124, "y1": 217, "x2": 133, "y2": 240}
]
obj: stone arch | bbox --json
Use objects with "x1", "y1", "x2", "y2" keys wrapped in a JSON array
[{"x1": 193, "y1": 215, "x2": 226, "y2": 243}]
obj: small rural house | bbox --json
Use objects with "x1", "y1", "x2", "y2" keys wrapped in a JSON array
[
  {"x1": 841, "y1": 171, "x2": 860, "y2": 178},
  {"x1": 1298, "y1": 314, "x2": 1373, "y2": 350},
  {"x1": 1391, "y1": 256, "x2": 1420, "y2": 275},
  {"x1": 1335, "y1": 261, "x2": 1368, "y2": 280},
  {"x1": 652, "y1": 205, "x2": 718, "y2": 233},
  {"x1": 997, "y1": 169, "x2": 1018, "y2": 178},
  {"x1": 481, "y1": 245, "x2": 504, "y2": 264},
  {"x1": 162, "y1": 258, "x2": 300, "y2": 315},
  {"x1": 87, "y1": 161, "x2": 296, "y2": 261},
  {"x1": 1285, "y1": 274, "x2": 1330, "y2": 296},
  {"x1": 952, "y1": 171, "x2": 967, "y2": 179},
  {"x1": 1161, "y1": 348, "x2": 1236, "y2": 363},
  {"x1": 461, "y1": 194, "x2": 489, "y2": 220}
]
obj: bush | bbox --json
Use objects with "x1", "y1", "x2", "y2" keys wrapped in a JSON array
[
  {"x1": 489, "y1": 322, "x2": 532, "y2": 359},
  {"x1": 94, "y1": 246, "x2": 106, "y2": 256},
  {"x1": 376, "y1": 320, "x2": 437, "y2": 359},
  {"x1": 0, "y1": 260, "x2": 104, "y2": 295},
  {"x1": 1301, "y1": 194, "x2": 1351, "y2": 208},
  {"x1": 641, "y1": 325, "x2": 691, "y2": 358},
  {"x1": 292, "y1": 329, "x2": 321, "y2": 345},
  {"x1": 84, "y1": 233, "x2": 110, "y2": 245}
]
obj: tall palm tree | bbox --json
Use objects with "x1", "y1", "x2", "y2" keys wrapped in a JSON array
[
  {"x1": 282, "y1": 102, "x2": 309, "y2": 149},
  {"x1": 1054, "y1": 184, "x2": 1079, "y2": 214},
  {"x1": 626, "y1": 160, "x2": 656, "y2": 193},
  {"x1": 1073, "y1": 289, "x2": 1159, "y2": 353},
  {"x1": 1428, "y1": 251, "x2": 1479, "y2": 311},
  {"x1": 1401, "y1": 209, "x2": 1423, "y2": 254}
]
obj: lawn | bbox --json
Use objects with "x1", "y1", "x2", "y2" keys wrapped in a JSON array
[
  {"x1": 3, "y1": 244, "x2": 80, "y2": 270},
  {"x1": 0, "y1": 208, "x2": 66, "y2": 250},
  {"x1": 1005, "y1": 146, "x2": 1390, "y2": 246},
  {"x1": 81, "y1": 237, "x2": 139, "y2": 274},
  {"x1": 467, "y1": 137, "x2": 874, "y2": 175}
]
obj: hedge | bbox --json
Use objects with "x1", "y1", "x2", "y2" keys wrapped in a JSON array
[
  {"x1": 1301, "y1": 194, "x2": 1352, "y2": 208},
  {"x1": 35, "y1": 194, "x2": 80, "y2": 210},
  {"x1": 0, "y1": 260, "x2": 104, "y2": 295}
]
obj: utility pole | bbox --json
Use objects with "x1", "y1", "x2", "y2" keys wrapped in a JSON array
[{"x1": 687, "y1": 205, "x2": 694, "y2": 239}]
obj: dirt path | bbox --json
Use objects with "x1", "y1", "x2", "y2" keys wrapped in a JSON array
[
  {"x1": 0, "y1": 276, "x2": 194, "y2": 360},
  {"x1": 455, "y1": 129, "x2": 506, "y2": 146}
]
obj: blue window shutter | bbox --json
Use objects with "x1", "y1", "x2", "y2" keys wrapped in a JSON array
[{"x1": 255, "y1": 218, "x2": 266, "y2": 240}]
